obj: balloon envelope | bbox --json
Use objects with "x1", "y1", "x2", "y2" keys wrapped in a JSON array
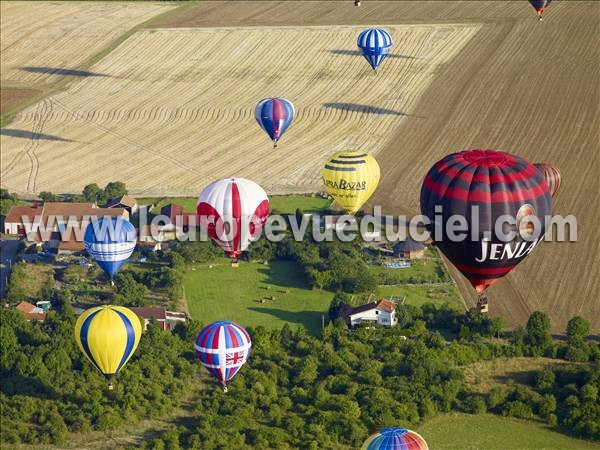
[
  {"x1": 74, "y1": 305, "x2": 142, "y2": 379},
  {"x1": 255, "y1": 97, "x2": 295, "y2": 146},
  {"x1": 357, "y1": 28, "x2": 392, "y2": 70},
  {"x1": 362, "y1": 428, "x2": 429, "y2": 450},
  {"x1": 84, "y1": 217, "x2": 136, "y2": 278},
  {"x1": 197, "y1": 178, "x2": 269, "y2": 260},
  {"x1": 195, "y1": 321, "x2": 251, "y2": 388},
  {"x1": 420, "y1": 149, "x2": 552, "y2": 293},
  {"x1": 529, "y1": 0, "x2": 552, "y2": 12},
  {"x1": 322, "y1": 150, "x2": 380, "y2": 214},
  {"x1": 534, "y1": 163, "x2": 561, "y2": 198}
]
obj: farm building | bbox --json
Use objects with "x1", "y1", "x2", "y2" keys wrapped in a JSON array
[
  {"x1": 128, "y1": 307, "x2": 187, "y2": 331},
  {"x1": 393, "y1": 238, "x2": 426, "y2": 259},
  {"x1": 3, "y1": 204, "x2": 42, "y2": 235},
  {"x1": 158, "y1": 203, "x2": 197, "y2": 232},
  {"x1": 106, "y1": 195, "x2": 139, "y2": 216},
  {"x1": 346, "y1": 300, "x2": 397, "y2": 328},
  {"x1": 14, "y1": 301, "x2": 46, "y2": 322},
  {"x1": 4, "y1": 202, "x2": 128, "y2": 238},
  {"x1": 138, "y1": 224, "x2": 169, "y2": 252}
]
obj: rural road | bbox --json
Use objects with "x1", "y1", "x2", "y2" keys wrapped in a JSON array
[{"x1": 0, "y1": 238, "x2": 20, "y2": 298}]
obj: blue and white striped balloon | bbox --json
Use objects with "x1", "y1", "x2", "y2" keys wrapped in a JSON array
[
  {"x1": 357, "y1": 28, "x2": 393, "y2": 71},
  {"x1": 84, "y1": 217, "x2": 137, "y2": 279}
]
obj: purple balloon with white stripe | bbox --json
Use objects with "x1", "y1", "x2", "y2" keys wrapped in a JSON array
[{"x1": 255, "y1": 97, "x2": 295, "y2": 147}]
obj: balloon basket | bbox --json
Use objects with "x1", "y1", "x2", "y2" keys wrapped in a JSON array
[
  {"x1": 477, "y1": 295, "x2": 489, "y2": 314},
  {"x1": 223, "y1": 386, "x2": 228, "y2": 393},
  {"x1": 230, "y1": 261, "x2": 239, "y2": 268}
]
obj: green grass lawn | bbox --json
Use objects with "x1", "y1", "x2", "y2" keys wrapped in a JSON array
[
  {"x1": 269, "y1": 195, "x2": 331, "y2": 215},
  {"x1": 136, "y1": 195, "x2": 331, "y2": 215},
  {"x1": 415, "y1": 413, "x2": 600, "y2": 450},
  {"x1": 374, "y1": 284, "x2": 464, "y2": 310},
  {"x1": 183, "y1": 260, "x2": 334, "y2": 335},
  {"x1": 368, "y1": 258, "x2": 441, "y2": 282}
]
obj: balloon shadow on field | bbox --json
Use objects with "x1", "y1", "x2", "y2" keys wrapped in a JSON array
[
  {"x1": 323, "y1": 102, "x2": 421, "y2": 117},
  {"x1": 328, "y1": 49, "x2": 420, "y2": 59},
  {"x1": 20, "y1": 66, "x2": 106, "y2": 77},
  {"x1": 0, "y1": 128, "x2": 73, "y2": 142}
]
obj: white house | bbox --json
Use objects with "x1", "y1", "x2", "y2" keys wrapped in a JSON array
[
  {"x1": 347, "y1": 300, "x2": 398, "y2": 328},
  {"x1": 128, "y1": 307, "x2": 187, "y2": 331}
]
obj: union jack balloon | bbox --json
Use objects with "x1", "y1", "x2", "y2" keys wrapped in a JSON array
[
  {"x1": 197, "y1": 177, "x2": 269, "y2": 264},
  {"x1": 255, "y1": 97, "x2": 295, "y2": 147},
  {"x1": 195, "y1": 321, "x2": 251, "y2": 392}
]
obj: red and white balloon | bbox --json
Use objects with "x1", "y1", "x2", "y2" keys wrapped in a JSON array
[{"x1": 197, "y1": 178, "x2": 269, "y2": 261}]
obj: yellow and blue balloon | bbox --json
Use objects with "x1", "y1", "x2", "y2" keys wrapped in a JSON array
[
  {"x1": 322, "y1": 150, "x2": 380, "y2": 215},
  {"x1": 74, "y1": 305, "x2": 142, "y2": 389}
]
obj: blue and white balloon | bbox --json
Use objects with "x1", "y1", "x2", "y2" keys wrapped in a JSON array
[
  {"x1": 84, "y1": 217, "x2": 137, "y2": 279},
  {"x1": 357, "y1": 28, "x2": 393, "y2": 71}
]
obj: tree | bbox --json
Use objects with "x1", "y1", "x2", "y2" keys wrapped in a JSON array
[
  {"x1": 172, "y1": 237, "x2": 221, "y2": 263},
  {"x1": 39, "y1": 191, "x2": 57, "y2": 203},
  {"x1": 0, "y1": 188, "x2": 14, "y2": 200},
  {"x1": 5, "y1": 262, "x2": 27, "y2": 303},
  {"x1": 328, "y1": 293, "x2": 351, "y2": 322},
  {"x1": 82, "y1": 183, "x2": 103, "y2": 203},
  {"x1": 114, "y1": 272, "x2": 148, "y2": 306},
  {"x1": 525, "y1": 311, "x2": 552, "y2": 353},
  {"x1": 164, "y1": 252, "x2": 185, "y2": 270},
  {"x1": 566, "y1": 316, "x2": 590, "y2": 345},
  {"x1": 103, "y1": 181, "x2": 127, "y2": 202}
]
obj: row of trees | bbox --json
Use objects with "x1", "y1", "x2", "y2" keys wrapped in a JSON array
[
  {"x1": 34, "y1": 181, "x2": 128, "y2": 205},
  {"x1": 485, "y1": 365, "x2": 600, "y2": 440}
]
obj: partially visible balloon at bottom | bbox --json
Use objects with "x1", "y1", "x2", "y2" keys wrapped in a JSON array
[{"x1": 361, "y1": 428, "x2": 429, "y2": 450}]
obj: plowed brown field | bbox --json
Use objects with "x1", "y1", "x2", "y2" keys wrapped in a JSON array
[{"x1": 1, "y1": 1, "x2": 598, "y2": 332}]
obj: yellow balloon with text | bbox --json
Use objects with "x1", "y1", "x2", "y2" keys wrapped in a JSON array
[{"x1": 321, "y1": 151, "x2": 380, "y2": 214}]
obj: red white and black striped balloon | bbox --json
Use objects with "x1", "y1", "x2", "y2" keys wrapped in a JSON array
[
  {"x1": 420, "y1": 149, "x2": 552, "y2": 293},
  {"x1": 197, "y1": 178, "x2": 269, "y2": 261}
]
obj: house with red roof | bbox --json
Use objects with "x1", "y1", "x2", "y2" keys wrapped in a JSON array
[
  {"x1": 347, "y1": 300, "x2": 398, "y2": 328},
  {"x1": 14, "y1": 301, "x2": 46, "y2": 322}
]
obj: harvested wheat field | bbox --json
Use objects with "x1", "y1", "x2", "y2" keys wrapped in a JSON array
[
  {"x1": 0, "y1": 1, "x2": 172, "y2": 84},
  {"x1": 0, "y1": 23, "x2": 479, "y2": 195},
  {"x1": 1, "y1": 1, "x2": 598, "y2": 332}
]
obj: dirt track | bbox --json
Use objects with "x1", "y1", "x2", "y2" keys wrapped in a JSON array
[
  {"x1": 154, "y1": 0, "x2": 600, "y2": 332},
  {"x1": 1, "y1": 1, "x2": 598, "y2": 332}
]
